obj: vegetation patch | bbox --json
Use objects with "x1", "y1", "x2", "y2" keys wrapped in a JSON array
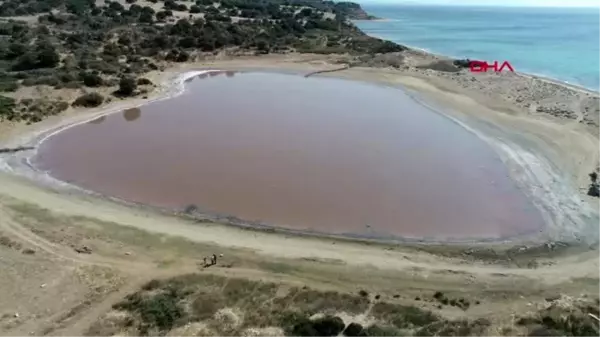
[
  {"x1": 371, "y1": 302, "x2": 440, "y2": 329},
  {"x1": 0, "y1": 0, "x2": 410, "y2": 123},
  {"x1": 72, "y1": 92, "x2": 104, "y2": 107},
  {"x1": 516, "y1": 299, "x2": 600, "y2": 336},
  {"x1": 94, "y1": 273, "x2": 530, "y2": 336}
]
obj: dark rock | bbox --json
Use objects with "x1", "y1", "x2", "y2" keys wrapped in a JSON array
[
  {"x1": 453, "y1": 59, "x2": 471, "y2": 68},
  {"x1": 183, "y1": 204, "x2": 198, "y2": 214},
  {"x1": 21, "y1": 248, "x2": 35, "y2": 255},
  {"x1": 588, "y1": 183, "x2": 599, "y2": 197},
  {"x1": 74, "y1": 245, "x2": 92, "y2": 254}
]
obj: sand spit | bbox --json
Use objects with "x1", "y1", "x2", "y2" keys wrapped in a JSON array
[{"x1": 0, "y1": 57, "x2": 596, "y2": 245}]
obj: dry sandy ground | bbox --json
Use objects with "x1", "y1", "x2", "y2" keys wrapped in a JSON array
[{"x1": 0, "y1": 54, "x2": 598, "y2": 335}]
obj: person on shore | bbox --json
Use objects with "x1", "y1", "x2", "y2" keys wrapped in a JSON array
[{"x1": 211, "y1": 254, "x2": 217, "y2": 265}]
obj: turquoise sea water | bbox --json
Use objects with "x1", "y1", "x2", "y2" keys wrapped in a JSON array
[{"x1": 354, "y1": 5, "x2": 600, "y2": 90}]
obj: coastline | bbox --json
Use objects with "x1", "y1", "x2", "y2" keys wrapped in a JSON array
[
  {"x1": 403, "y1": 42, "x2": 598, "y2": 94},
  {"x1": 353, "y1": 20, "x2": 599, "y2": 93},
  {"x1": 0, "y1": 56, "x2": 597, "y2": 247}
]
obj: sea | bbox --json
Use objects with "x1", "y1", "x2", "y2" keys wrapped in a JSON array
[{"x1": 354, "y1": 5, "x2": 600, "y2": 91}]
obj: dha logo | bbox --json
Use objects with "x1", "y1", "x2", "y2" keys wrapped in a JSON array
[{"x1": 469, "y1": 60, "x2": 515, "y2": 73}]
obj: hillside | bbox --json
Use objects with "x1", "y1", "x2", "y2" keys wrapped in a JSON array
[{"x1": 0, "y1": 0, "x2": 402, "y2": 124}]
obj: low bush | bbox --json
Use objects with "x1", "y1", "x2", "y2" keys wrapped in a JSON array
[
  {"x1": 81, "y1": 72, "x2": 103, "y2": 87},
  {"x1": 114, "y1": 290, "x2": 185, "y2": 333},
  {"x1": 364, "y1": 324, "x2": 404, "y2": 336},
  {"x1": 0, "y1": 95, "x2": 16, "y2": 120},
  {"x1": 344, "y1": 322, "x2": 367, "y2": 336},
  {"x1": 417, "y1": 60, "x2": 461, "y2": 73},
  {"x1": 118, "y1": 76, "x2": 137, "y2": 96},
  {"x1": 0, "y1": 82, "x2": 18, "y2": 92},
  {"x1": 137, "y1": 77, "x2": 153, "y2": 85},
  {"x1": 284, "y1": 313, "x2": 346, "y2": 336},
  {"x1": 72, "y1": 92, "x2": 104, "y2": 107}
]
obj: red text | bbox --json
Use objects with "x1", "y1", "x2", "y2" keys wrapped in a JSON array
[{"x1": 469, "y1": 61, "x2": 514, "y2": 73}]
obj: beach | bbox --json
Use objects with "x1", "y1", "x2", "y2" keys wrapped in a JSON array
[{"x1": 0, "y1": 50, "x2": 598, "y2": 337}]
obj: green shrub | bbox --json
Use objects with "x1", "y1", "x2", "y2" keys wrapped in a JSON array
[
  {"x1": 371, "y1": 302, "x2": 439, "y2": 329},
  {"x1": 191, "y1": 292, "x2": 225, "y2": 320},
  {"x1": 81, "y1": 72, "x2": 103, "y2": 87},
  {"x1": 136, "y1": 77, "x2": 153, "y2": 85},
  {"x1": 312, "y1": 316, "x2": 346, "y2": 336},
  {"x1": 118, "y1": 76, "x2": 137, "y2": 96},
  {"x1": 139, "y1": 293, "x2": 183, "y2": 331},
  {"x1": 364, "y1": 324, "x2": 405, "y2": 336},
  {"x1": 0, "y1": 81, "x2": 18, "y2": 92},
  {"x1": 0, "y1": 95, "x2": 16, "y2": 119},
  {"x1": 72, "y1": 92, "x2": 104, "y2": 107},
  {"x1": 344, "y1": 322, "x2": 367, "y2": 336}
]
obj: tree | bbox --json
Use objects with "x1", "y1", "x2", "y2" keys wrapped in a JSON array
[
  {"x1": 72, "y1": 92, "x2": 104, "y2": 107},
  {"x1": 156, "y1": 11, "x2": 170, "y2": 21},
  {"x1": 6, "y1": 43, "x2": 27, "y2": 60},
  {"x1": 189, "y1": 5, "x2": 202, "y2": 13},
  {"x1": 118, "y1": 76, "x2": 137, "y2": 96},
  {"x1": 0, "y1": 95, "x2": 16, "y2": 121},
  {"x1": 256, "y1": 40, "x2": 269, "y2": 53},
  {"x1": 81, "y1": 72, "x2": 103, "y2": 87}
]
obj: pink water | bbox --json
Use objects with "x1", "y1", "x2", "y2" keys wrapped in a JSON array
[{"x1": 33, "y1": 71, "x2": 545, "y2": 240}]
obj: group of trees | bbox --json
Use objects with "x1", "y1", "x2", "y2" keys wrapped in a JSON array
[{"x1": 0, "y1": 0, "x2": 406, "y2": 123}]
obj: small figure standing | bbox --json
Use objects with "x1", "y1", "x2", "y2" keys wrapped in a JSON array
[{"x1": 211, "y1": 254, "x2": 217, "y2": 265}]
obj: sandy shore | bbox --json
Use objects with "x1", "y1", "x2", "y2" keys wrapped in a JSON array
[{"x1": 0, "y1": 54, "x2": 597, "y2": 246}]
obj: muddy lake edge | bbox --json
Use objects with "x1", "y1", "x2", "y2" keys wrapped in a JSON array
[{"x1": 0, "y1": 67, "x2": 596, "y2": 253}]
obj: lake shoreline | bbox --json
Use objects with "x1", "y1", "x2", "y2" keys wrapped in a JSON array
[{"x1": 1, "y1": 55, "x2": 597, "y2": 248}]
